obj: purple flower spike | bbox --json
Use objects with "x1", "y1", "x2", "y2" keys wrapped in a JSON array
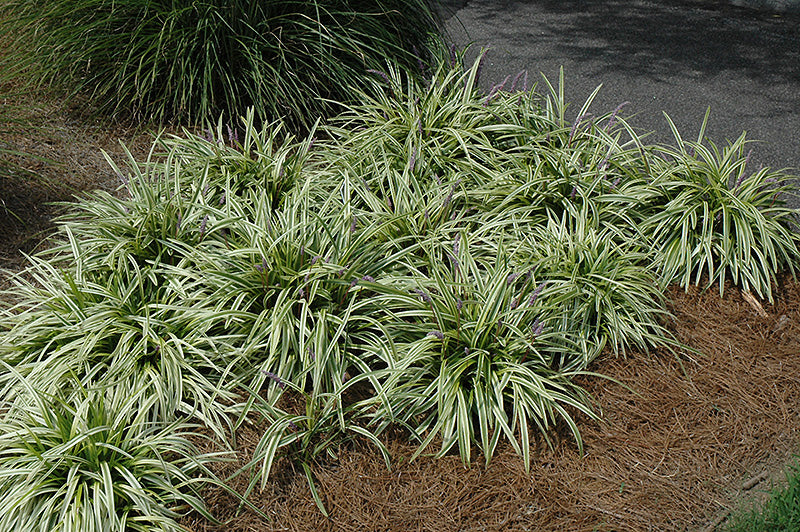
[
  {"x1": 413, "y1": 289, "x2": 432, "y2": 303},
  {"x1": 569, "y1": 114, "x2": 592, "y2": 146},
  {"x1": 361, "y1": 275, "x2": 375, "y2": 283},
  {"x1": 507, "y1": 272, "x2": 520, "y2": 285},
  {"x1": 510, "y1": 70, "x2": 526, "y2": 92},
  {"x1": 456, "y1": 298, "x2": 463, "y2": 311},
  {"x1": 262, "y1": 370, "x2": 286, "y2": 389},
  {"x1": 483, "y1": 85, "x2": 500, "y2": 107},
  {"x1": 497, "y1": 74, "x2": 510, "y2": 92},
  {"x1": 528, "y1": 281, "x2": 547, "y2": 305},
  {"x1": 531, "y1": 318, "x2": 544, "y2": 338},
  {"x1": 449, "y1": 44, "x2": 458, "y2": 67},
  {"x1": 427, "y1": 330, "x2": 444, "y2": 340},
  {"x1": 227, "y1": 124, "x2": 239, "y2": 144},
  {"x1": 367, "y1": 69, "x2": 391, "y2": 87},
  {"x1": 446, "y1": 252, "x2": 460, "y2": 272},
  {"x1": 605, "y1": 101, "x2": 629, "y2": 132},
  {"x1": 409, "y1": 147, "x2": 417, "y2": 172},
  {"x1": 734, "y1": 173, "x2": 748, "y2": 191},
  {"x1": 476, "y1": 49, "x2": 489, "y2": 83},
  {"x1": 199, "y1": 215, "x2": 209, "y2": 237},
  {"x1": 443, "y1": 180, "x2": 460, "y2": 209}
]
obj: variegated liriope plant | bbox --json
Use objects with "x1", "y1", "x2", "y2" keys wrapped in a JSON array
[
  {"x1": 0, "y1": 111, "x2": 318, "y2": 527},
  {"x1": 644, "y1": 110, "x2": 800, "y2": 302},
  {"x1": 0, "y1": 50, "x2": 798, "y2": 526}
]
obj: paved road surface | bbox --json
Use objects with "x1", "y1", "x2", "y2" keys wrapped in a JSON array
[{"x1": 441, "y1": 0, "x2": 800, "y2": 193}]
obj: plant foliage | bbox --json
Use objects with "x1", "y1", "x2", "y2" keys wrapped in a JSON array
[
  {"x1": 0, "y1": 381, "x2": 221, "y2": 532},
  {"x1": 644, "y1": 112, "x2": 800, "y2": 302},
  {"x1": 0, "y1": 51, "x2": 798, "y2": 524},
  {"x1": 0, "y1": 0, "x2": 442, "y2": 127}
]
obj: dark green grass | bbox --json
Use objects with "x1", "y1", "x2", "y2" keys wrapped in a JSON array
[
  {"x1": 725, "y1": 459, "x2": 800, "y2": 532},
  {"x1": 0, "y1": 0, "x2": 443, "y2": 128}
]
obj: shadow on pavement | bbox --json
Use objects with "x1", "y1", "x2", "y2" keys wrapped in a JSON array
[{"x1": 459, "y1": 0, "x2": 800, "y2": 84}]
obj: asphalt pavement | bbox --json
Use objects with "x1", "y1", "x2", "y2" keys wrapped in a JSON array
[{"x1": 440, "y1": 0, "x2": 800, "y2": 197}]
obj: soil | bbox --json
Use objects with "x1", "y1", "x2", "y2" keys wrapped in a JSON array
[
  {"x1": 2, "y1": 85, "x2": 799, "y2": 532},
  {"x1": 0, "y1": 82, "x2": 156, "y2": 272}
]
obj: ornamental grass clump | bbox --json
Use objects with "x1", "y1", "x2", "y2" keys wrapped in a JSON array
[
  {"x1": 461, "y1": 69, "x2": 661, "y2": 250},
  {"x1": 194, "y1": 194, "x2": 409, "y2": 398},
  {"x1": 0, "y1": 381, "x2": 222, "y2": 532},
  {"x1": 514, "y1": 214, "x2": 671, "y2": 360},
  {"x1": 0, "y1": 113, "x2": 327, "y2": 438},
  {"x1": 0, "y1": 251, "x2": 247, "y2": 439},
  {"x1": 155, "y1": 111, "x2": 318, "y2": 209},
  {"x1": 239, "y1": 366, "x2": 391, "y2": 517},
  {"x1": 357, "y1": 241, "x2": 599, "y2": 470},
  {"x1": 0, "y1": 0, "x2": 442, "y2": 127},
  {"x1": 325, "y1": 51, "x2": 505, "y2": 200},
  {"x1": 644, "y1": 112, "x2": 800, "y2": 302}
]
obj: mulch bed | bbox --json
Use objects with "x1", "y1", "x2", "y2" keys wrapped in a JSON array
[{"x1": 3, "y1": 85, "x2": 799, "y2": 532}]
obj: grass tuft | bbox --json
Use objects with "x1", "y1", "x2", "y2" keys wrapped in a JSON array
[{"x1": 0, "y1": 0, "x2": 443, "y2": 127}]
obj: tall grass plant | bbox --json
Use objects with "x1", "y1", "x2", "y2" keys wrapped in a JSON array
[{"x1": 0, "y1": 0, "x2": 442, "y2": 127}]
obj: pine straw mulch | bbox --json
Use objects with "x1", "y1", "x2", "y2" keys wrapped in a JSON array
[
  {"x1": 178, "y1": 277, "x2": 800, "y2": 532},
  {"x1": 2, "y1": 84, "x2": 800, "y2": 532}
]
